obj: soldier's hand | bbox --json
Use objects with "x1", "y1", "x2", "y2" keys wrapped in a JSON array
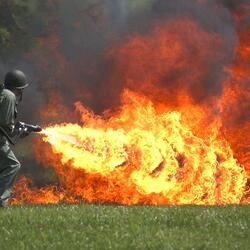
[{"x1": 20, "y1": 130, "x2": 30, "y2": 138}]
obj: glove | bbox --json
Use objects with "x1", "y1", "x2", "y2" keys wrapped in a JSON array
[
  {"x1": 15, "y1": 122, "x2": 30, "y2": 138},
  {"x1": 19, "y1": 130, "x2": 30, "y2": 138}
]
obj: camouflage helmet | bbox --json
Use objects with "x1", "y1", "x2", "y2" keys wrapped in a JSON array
[{"x1": 4, "y1": 70, "x2": 29, "y2": 89}]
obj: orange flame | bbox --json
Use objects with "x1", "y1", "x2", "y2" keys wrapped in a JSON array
[
  {"x1": 31, "y1": 90, "x2": 245, "y2": 205},
  {"x1": 11, "y1": 13, "x2": 250, "y2": 205}
]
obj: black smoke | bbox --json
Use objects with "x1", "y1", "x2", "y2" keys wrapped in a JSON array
[{"x1": 0, "y1": 0, "x2": 249, "y2": 184}]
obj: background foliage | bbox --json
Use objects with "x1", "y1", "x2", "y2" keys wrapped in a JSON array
[{"x1": 0, "y1": 0, "x2": 58, "y2": 60}]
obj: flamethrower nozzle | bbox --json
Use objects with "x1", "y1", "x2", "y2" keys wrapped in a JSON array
[{"x1": 32, "y1": 125, "x2": 42, "y2": 133}]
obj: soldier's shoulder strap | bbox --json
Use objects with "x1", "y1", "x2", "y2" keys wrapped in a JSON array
[{"x1": 0, "y1": 126, "x2": 16, "y2": 145}]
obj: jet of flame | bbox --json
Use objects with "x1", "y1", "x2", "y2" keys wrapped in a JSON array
[{"x1": 37, "y1": 90, "x2": 246, "y2": 205}]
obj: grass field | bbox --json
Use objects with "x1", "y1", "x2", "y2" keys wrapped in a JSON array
[{"x1": 0, "y1": 204, "x2": 249, "y2": 250}]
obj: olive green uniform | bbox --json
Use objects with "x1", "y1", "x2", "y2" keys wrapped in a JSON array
[{"x1": 0, "y1": 87, "x2": 20, "y2": 206}]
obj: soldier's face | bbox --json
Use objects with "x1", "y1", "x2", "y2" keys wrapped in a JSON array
[{"x1": 12, "y1": 89, "x2": 24, "y2": 102}]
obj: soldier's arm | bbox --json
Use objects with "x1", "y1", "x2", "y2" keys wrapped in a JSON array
[{"x1": 0, "y1": 93, "x2": 16, "y2": 133}]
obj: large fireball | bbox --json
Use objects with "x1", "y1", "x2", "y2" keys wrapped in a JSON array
[
  {"x1": 38, "y1": 90, "x2": 246, "y2": 205},
  {"x1": 11, "y1": 5, "x2": 250, "y2": 205}
]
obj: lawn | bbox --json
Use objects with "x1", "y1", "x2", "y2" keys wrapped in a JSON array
[{"x1": 0, "y1": 204, "x2": 249, "y2": 250}]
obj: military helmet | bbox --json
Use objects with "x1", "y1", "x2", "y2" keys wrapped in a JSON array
[{"x1": 4, "y1": 70, "x2": 29, "y2": 89}]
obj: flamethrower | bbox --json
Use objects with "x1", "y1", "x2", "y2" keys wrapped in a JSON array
[
  {"x1": 15, "y1": 121, "x2": 42, "y2": 134},
  {"x1": 0, "y1": 121, "x2": 42, "y2": 145}
]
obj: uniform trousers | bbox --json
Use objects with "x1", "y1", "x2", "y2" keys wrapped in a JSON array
[{"x1": 0, "y1": 136, "x2": 20, "y2": 206}]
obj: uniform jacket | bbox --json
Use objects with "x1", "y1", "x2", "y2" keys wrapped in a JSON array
[{"x1": 0, "y1": 86, "x2": 17, "y2": 134}]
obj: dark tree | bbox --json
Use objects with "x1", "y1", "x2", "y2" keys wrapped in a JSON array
[{"x1": 0, "y1": 0, "x2": 58, "y2": 60}]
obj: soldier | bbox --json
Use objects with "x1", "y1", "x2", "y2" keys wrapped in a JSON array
[{"x1": 0, "y1": 70, "x2": 29, "y2": 207}]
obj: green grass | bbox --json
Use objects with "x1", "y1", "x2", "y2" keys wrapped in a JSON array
[{"x1": 0, "y1": 205, "x2": 249, "y2": 250}]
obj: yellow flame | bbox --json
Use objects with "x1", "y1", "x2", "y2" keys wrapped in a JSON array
[{"x1": 40, "y1": 91, "x2": 247, "y2": 205}]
